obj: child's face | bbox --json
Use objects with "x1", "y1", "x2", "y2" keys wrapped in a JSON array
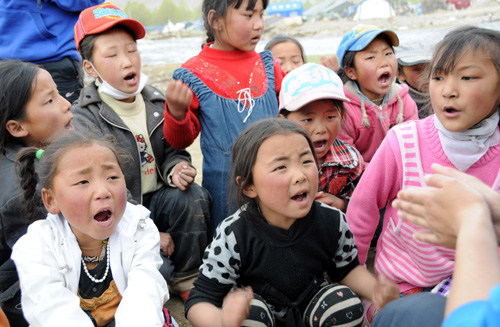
[
  {"x1": 430, "y1": 49, "x2": 500, "y2": 132},
  {"x1": 87, "y1": 28, "x2": 142, "y2": 100},
  {"x1": 243, "y1": 133, "x2": 318, "y2": 230},
  {"x1": 346, "y1": 37, "x2": 397, "y2": 101},
  {"x1": 212, "y1": 0, "x2": 265, "y2": 52},
  {"x1": 42, "y1": 143, "x2": 127, "y2": 247},
  {"x1": 271, "y1": 41, "x2": 304, "y2": 74},
  {"x1": 284, "y1": 100, "x2": 342, "y2": 160},
  {"x1": 17, "y1": 69, "x2": 73, "y2": 147},
  {"x1": 398, "y1": 63, "x2": 429, "y2": 92}
]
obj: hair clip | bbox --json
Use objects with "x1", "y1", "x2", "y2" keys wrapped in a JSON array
[{"x1": 36, "y1": 149, "x2": 44, "y2": 159}]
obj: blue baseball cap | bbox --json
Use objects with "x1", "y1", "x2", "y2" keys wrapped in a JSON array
[{"x1": 337, "y1": 25, "x2": 399, "y2": 68}]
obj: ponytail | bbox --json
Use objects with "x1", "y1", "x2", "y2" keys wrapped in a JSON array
[{"x1": 16, "y1": 147, "x2": 44, "y2": 222}]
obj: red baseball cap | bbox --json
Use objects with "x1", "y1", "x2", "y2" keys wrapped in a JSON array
[{"x1": 74, "y1": 2, "x2": 146, "y2": 50}]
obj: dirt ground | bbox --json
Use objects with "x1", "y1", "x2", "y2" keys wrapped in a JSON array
[{"x1": 150, "y1": 1, "x2": 500, "y2": 324}]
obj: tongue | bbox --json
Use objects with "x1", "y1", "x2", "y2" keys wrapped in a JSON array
[
  {"x1": 292, "y1": 193, "x2": 305, "y2": 201},
  {"x1": 314, "y1": 141, "x2": 324, "y2": 149},
  {"x1": 94, "y1": 211, "x2": 109, "y2": 222}
]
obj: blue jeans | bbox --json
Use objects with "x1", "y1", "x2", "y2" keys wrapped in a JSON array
[{"x1": 372, "y1": 293, "x2": 446, "y2": 327}]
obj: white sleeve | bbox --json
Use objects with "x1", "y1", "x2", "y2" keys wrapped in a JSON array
[{"x1": 114, "y1": 217, "x2": 169, "y2": 327}]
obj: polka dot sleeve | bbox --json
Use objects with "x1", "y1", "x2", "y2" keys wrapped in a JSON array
[
  {"x1": 333, "y1": 212, "x2": 359, "y2": 269},
  {"x1": 198, "y1": 213, "x2": 242, "y2": 286}
]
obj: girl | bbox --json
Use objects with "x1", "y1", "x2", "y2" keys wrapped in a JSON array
[
  {"x1": 73, "y1": 2, "x2": 211, "y2": 301},
  {"x1": 336, "y1": 24, "x2": 418, "y2": 164},
  {"x1": 264, "y1": 34, "x2": 305, "y2": 73},
  {"x1": 278, "y1": 63, "x2": 365, "y2": 212},
  {"x1": 11, "y1": 131, "x2": 174, "y2": 326},
  {"x1": 163, "y1": 0, "x2": 286, "y2": 236},
  {"x1": 0, "y1": 59, "x2": 73, "y2": 326},
  {"x1": 346, "y1": 26, "x2": 500, "y2": 297},
  {"x1": 185, "y1": 118, "x2": 399, "y2": 327}
]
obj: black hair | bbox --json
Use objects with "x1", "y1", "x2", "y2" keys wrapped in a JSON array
[
  {"x1": 0, "y1": 60, "x2": 40, "y2": 150},
  {"x1": 230, "y1": 118, "x2": 316, "y2": 213},
  {"x1": 16, "y1": 129, "x2": 131, "y2": 221},
  {"x1": 264, "y1": 34, "x2": 306, "y2": 63},
  {"x1": 202, "y1": 0, "x2": 269, "y2": 45},
  {"x1": 79, "y1": 25, "x2": 138, "y2": 62},
  {"x1": 427, "y1": 26, "x2": 500, "y2": 81}
]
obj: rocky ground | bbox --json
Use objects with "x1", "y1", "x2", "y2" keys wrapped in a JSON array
[{"x1": 156, "y1": 1, "x2": 500, "y2": 325}]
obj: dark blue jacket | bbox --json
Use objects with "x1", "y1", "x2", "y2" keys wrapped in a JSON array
[{"x1": 0, "y1": 0, "x2": 103, "y2": 63}]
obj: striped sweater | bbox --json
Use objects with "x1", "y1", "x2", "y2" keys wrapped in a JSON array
[{"x1": 346, "y1": 115, "x2": 500, "y2": 292}]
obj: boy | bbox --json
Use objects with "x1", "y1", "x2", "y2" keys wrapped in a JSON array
[
  {"x1": 71, "y1": 3, "x2": 211, "y2": 302},
  {"x1": 279, "y1": 63, "x2": 365, "y2": 212},
  {"x1": 397, "y1": 49, "x2": 432, "y2": 118}
]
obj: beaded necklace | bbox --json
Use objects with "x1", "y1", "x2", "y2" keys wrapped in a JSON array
[{"x1": 81, "y1": 242, "x2": 110, "y2": 283}]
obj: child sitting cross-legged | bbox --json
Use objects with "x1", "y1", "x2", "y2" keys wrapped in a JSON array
[
  {"x1": 71, "y1": 3, "x2": 211, "y2": 301},
  {"x1": 279, "y1": 63, "x2": 365, "y2": 212}
]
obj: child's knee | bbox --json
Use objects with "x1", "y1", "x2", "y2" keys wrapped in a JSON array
[{"x1": 304, "y1": 284, "x2": 363, "y2": 327}]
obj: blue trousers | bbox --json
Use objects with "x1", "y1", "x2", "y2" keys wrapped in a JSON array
[{"x1": 372, "y1": 293, "x2": 446, "y2": 327}]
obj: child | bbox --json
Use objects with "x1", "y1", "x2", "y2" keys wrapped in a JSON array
[
  {"x1": 397, "y1": 48, "x2": 432, "y2": 118},
  {"x1": 346, "y1": 26, "x2": 500, "y2": 297},
  {"x1": 163, "y1": 0, "x2": 286, "y2": 236},
  {"x1": 0, "y1": 59, "x2": 73, "y2": 326},
  {"x1": 336, "y1": 24, "x2": 418, "y2": 164},
  {"x1": 264, "y1": 34, "x2": 305, "y2": 73},
  {"x1": 71, "y1": 3, "x2": 211, "y2": 301},
  {"x1": 185, "y1": 118, "x2": 399, "y2": 327},
  {"x1": 11, "y1": 130, "x2": 174, "y2": 326},
  {"x1": 279, "y1": 63, "x2": 365, "y2": 212},
  {"x1": 374, "y1": 164, "x2": 500, "y2": 327}
]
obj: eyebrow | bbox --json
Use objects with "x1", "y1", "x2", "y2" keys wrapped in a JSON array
[{"x1": 72, "y1": 163, "x2": 119, "y2": 175}]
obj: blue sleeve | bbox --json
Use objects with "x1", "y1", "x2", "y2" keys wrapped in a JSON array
[
  {"x1": 443, "y1": 283, "x2": 500, "y2": 327},
  {"x1": 45, "y1": 0, "x2": 105, "y2": 12}
]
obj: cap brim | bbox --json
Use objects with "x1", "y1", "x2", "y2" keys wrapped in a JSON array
[
  {"x1": 88, "y1": 19, "x2": 146, "y2": 40},
  {"x1": 284, "y1": 92, "x2": 350, "y2": 112}
]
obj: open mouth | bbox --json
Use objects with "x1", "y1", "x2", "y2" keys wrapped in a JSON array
[
  {"x1": 378, "y1": 72, "x2": 390, "y2": 84},
  {"x1": 124, "y1": 73, "x2": 136, "y2": 81},
  {"x1": 313, "y1": 140, "x2": 327, "y2": 150},
  {"x1": 291, "y1": 192, "x2": 307, "y2": 202},
  {"x1": 65, "y1": 120, "x2": 74, "y2": 130},
  {"x1": 94, "y1": 209, "x2": 112, "y2": 222},
  {"x1": 445, "y1": 107, "x2": 458, "y2": 114}
]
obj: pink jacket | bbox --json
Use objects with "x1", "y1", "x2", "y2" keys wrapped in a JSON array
[
  {"x1": 346, "y1": 116, "x2": 500, "y2": 292},
  {"x1": 338, "y1": 81, "x2": 418, "y2": 163}
]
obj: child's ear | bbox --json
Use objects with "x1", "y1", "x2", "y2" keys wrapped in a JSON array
[
  {"x1": 5, "y1": 120, "x2": 28, "y2": 139},
  {"x1": 83, "y1": 60, "x2": 99, "y2": 79},
  {"x1": 208, "y1": 9, "x2": 223, "y2": 31},
  {"x1": 345, "y1": 66, "x2": 358, "y2": 81},
  {"x1": 42, "y1": 188, "x2": 61, "y2": 215},
  {"x1": 242, "y1": 185, "x2": 258, "y2": 199},
  {"x1": 236, "y1": 176, "x2": 258, "y2": 199},
  {"x1": 397, "y1": 70, "x2": 406, "y2": 82}
]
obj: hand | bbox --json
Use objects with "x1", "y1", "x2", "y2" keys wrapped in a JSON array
[
  {"x1": 165, "y1": 80, "x2": 192, "y2": 121},
  {"x1": 371, "y1": 274, "x2": 399, "y2": 311},
  {"x1": 321, "y1": 55, "x2": 340, "y2": 72},
  {"x1": 315, "y1": 192, "x2": 346, "y2": 211},
  {"x1": 171, "y1": 161, "x2": 196, "y2": 191},
  {"x1": 159, "y1": 232, "x2": 175, "y2": 256},
  {"x1": 392, "y1": 164, "x2": 490, "y2": 248},
  {"x1": 429, "y1": 164, "x2": 500, "y2": 241},
  {"x1": 221, "y1": 287, "x2": 254, "y2": 327}
]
